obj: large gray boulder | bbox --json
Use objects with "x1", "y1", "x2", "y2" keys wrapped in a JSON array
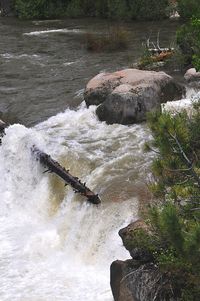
[{"x1": 84, "y1": 69, "x2": 184, "y2": 124}]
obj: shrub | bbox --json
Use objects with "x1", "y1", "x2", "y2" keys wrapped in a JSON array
[
  {"x1": 129, "y1": 0, "x2": 169, "y2": 21},
  {"x1": 177, "y1": 0, "x2": 200, "y2": 20},
  {"x1": 128, "y1": 105, "x2": 200, "y2": 299},
  {"x1": 177, "y1": 17, "x2": 200, "y2": 68},
  {"x1": 14, "y1": 0, "x2": 169, "y2": 20},
  {"x1": 15, "y1": 0, "x2": 66, "y2": 19}
]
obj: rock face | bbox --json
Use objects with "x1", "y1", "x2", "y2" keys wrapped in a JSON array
[
  {"x1": 119, "y1": 220, "x2": 153, "y2": 262},
  {"x1": 110, "y1": 260, "x2": 175, "y2": 301},
  {"x1": 84, "y1": 69, "x2": 184, "y2": 124},
  {"x1": 110, "y1": 220, "x2": 177, "y2": 301},
  {"x1": 184, "y1": 68, "x2": 200, "y2": 86}
]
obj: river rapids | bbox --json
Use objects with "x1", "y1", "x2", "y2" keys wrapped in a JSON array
[
  {"x1": 0, "y1": 18, "x2": 189, "y2": 301},
  {"x1": 0, "y1": 104, "x2": 154, "y2": 301}
]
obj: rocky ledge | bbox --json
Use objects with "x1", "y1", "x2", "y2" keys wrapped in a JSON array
[
  {"x1": 84, "y1": 69, "x2": 184, "y2": 125},
  {"x1": 110, "y1": 220, "x2": 176, "y2": 301}
]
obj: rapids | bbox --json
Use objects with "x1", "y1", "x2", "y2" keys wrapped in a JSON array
[
  {"x1": 0, "y1": 105, "x2": 153, "y2": 301},
  {"x1": 0, "y1": 17, "x2": 188, "y2": 301}
]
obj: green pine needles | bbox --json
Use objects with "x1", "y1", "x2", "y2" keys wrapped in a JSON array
[{"x1": 135, "y1": 104, "x2": 200, "y2": 300}]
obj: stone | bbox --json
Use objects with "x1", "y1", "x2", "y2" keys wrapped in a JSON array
[
  {"x1": 84, "y1": 69, "x2": 184, "y2": 124},
  {"x1": 184, "y1": 68, "x2": 200, "y2": 86},
  {"x1": 119, "y1": 219, "x2": 153, "y2": 262},
  {"x1": 110, "y1": 260, "x2": 175, "y2": 301},
  {"x1": 110, "y1": 220, "x2": 177, "y2": 301}
]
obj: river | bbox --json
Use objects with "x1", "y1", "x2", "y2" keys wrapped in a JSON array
[{"x1": 0, "y1": 17, "x2": 180, "y2": 301}]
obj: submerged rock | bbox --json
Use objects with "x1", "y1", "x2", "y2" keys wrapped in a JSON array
[{"x1": 84, "y1": 69, "x2": 184, "y2": 124}]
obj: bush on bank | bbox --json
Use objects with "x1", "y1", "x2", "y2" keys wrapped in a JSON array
[
  {"x1": 131, "y1": 107, "x2": 200, "y2": 300},
  {"x1": 176, "y1": 18, "x2": 200, "y2": 70},
  {"x1": 177, "y1": 0, "x2": 200, "y2": 20},
  {"x1": 14, "y1": 0, "x2": 169, "y2": 20}
]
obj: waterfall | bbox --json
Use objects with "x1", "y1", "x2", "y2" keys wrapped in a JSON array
[{"x1": 0, "y1": 104, "x2": 152, "y2": 301}]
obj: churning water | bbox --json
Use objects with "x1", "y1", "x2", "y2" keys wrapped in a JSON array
[
  {"x1": 0, "y1": 104, "x2": 154, "y2": 301},
  {"x1": 0, "y1": 17, "x2": 182, "y2": 300}
]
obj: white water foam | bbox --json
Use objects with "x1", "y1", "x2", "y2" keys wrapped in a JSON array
[
  {"x1": 23, "y1": 29, "x2": 85, "y2": 36},
  {"x1": 0, "y1": 53, "x2": 40, "y2": 60},
  {"x1": 162, "y1": 91, "x2": 200, "y2": 116},
  {"x1": 0, "y1": 104, "x2": 152, "y2": 301}
]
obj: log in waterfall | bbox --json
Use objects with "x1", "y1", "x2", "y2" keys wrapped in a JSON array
[
  {"x1": 32, "y1": 146, "x2": 101, "y2": 204},
  {"x1": 0, "y1": 121, "x2": 100, "y2": 204}
]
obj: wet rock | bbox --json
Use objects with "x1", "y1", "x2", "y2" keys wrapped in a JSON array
[
  {"x1": 119, "y1": 220, "x2": 154, "y2": 262},
  {"x1": 110, "y1": 220, "x2": 177, "y2": 301},
  {"x1": 84, "y1": 69, "x2": 184, "y2": 124},
  {"x1": 110, "y1": 259, "x2": 139, "y2": 301},
  {"x1": 184, "y1": 68, "x2": 200, "y2": 86},
  {"x1": 110, "y1": 260, "x2": 175, "y2": 301},
  {"x1": 0, "y1": 119, "x2": 6, "y2": 133}
]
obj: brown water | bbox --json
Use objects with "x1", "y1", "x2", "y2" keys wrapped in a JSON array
[
  {"x1": 0, "y1": 17, "x2": 180, "y2": 126},
  {"x1": 0, "y1": 17, "x2": 184, "y2": 301}
]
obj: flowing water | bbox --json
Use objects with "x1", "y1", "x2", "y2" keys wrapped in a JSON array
[{"x1": 0, "y1": 17, "x2": 182, "y2": 300}]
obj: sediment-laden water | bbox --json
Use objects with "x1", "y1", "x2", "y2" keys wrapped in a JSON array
[
  {"x1": 0, "y1": 17, "x2": 184, "y2": 301},
  {"x1": 0, "y1": 105, "x2": 154, "y2": 300}
]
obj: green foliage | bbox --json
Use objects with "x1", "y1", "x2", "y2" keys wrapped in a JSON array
[
  {"x1": 14, "y1": 0, "x2": 169, "y2": 20},
  {"x1": 176, "y1": 17, "x2": 200, "y2": 67},
  {"x1": 138, "y1": 48, "x2": 154, "y2": 69},
  {"x1": 177, "y1": 0, "x2": 200, "y2": 20},
  {"x1": 193, "y1": 55, "x2": 200, "y2": 72},
  {"x1": 132, "y1": 106, "x2": 200, "y2": 299},
  {"x1": 147, "y1": 109, "x2": 200, "y2": 202},
  {"x1": 15, "y1": 0, "x2": 67, "y2": 19}
]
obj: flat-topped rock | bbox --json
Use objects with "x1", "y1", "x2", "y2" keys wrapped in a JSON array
[{"x1": 84, "y1": 69, "x2": 184, "y2": 124}]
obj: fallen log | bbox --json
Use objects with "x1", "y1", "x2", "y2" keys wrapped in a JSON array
[
  {"x1": 31, "y1": 146, "x2": 101, "y2": 205},
  {"x1": 0, "y1": 122, "x2": 100, "y2": 205}
]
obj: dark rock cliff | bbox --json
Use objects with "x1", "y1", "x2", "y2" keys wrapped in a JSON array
[{"x1": 110, "y1": 220, "x2": 177, "y2": 301}]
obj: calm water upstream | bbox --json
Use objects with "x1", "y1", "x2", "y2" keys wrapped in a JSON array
[
  {"x1": 0, "y1": 17, "x2": 180, "y2": 126},
  {"x1": 0, "y1": 17, "x2": 182, "y2": 301}
]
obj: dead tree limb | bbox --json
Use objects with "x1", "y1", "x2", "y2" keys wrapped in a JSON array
[
  {"x1": 0, "y1": 122, "x2": 101, "y2": 204},
  {"x1": 31, "y1": 146, "x2": 101, "y2": 205}
]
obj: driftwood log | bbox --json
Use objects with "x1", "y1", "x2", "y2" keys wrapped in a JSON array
[
  {"x1": 0, "y1": 121, "x2": 100, "y2": 204},
  {"x1": 32, "y1": 146, "x2": 101, "y2": 204}
]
